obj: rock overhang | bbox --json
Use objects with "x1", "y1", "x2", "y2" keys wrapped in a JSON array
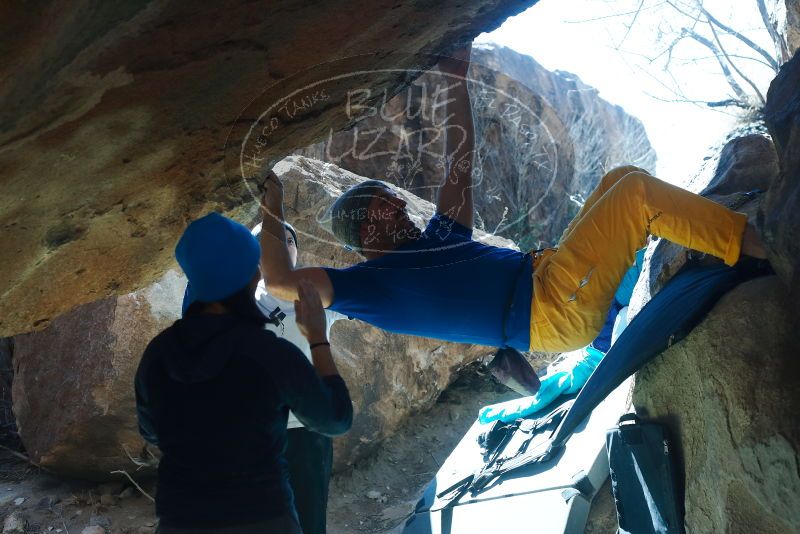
[{"x1": 0, "y1": 0, "x2": 538, "y2": 337}]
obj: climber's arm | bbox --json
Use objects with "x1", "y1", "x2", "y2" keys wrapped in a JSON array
[
  {"x1": 260, "y1": 171, "x2": 334, "y2": 307},
  {"x1": 435, "y1": 45, "x2": 475, "y2": 231}
]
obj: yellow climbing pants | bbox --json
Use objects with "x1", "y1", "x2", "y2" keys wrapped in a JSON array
[{"x1": 529, "y1": 166, "x2": 748, "y2": 353}]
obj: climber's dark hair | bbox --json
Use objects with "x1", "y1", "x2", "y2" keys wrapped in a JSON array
[{"x1": 184, "y1": 281, "x2": 267, "y2": 327}]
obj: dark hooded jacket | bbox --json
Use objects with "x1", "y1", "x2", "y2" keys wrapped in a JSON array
[{"x1": 134, "y1": 313, "x2": 352, "y2": 528}]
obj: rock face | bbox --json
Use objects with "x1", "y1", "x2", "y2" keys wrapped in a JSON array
[
  {"x1": 471, "y1": 44, "x2": 657, "y2": 199},
  {"x1": 11, "y1": 156, "x2": 519, "y2": 478},
  {"x1": 0, "y1": 0, "x2": 536, "y2": 338},
  {"x1": 701, "y1": 133, "x2": 778, "y2": 196},
  {"x1": 300, "y1": 44, "x2": 656, "y2": 249},
  {"x1": 12, "y1": 270, "x2": 186, "y2": 479},
  {"x1": 632, "y1": 277, "x2": 800, "y2": 533},
  {"x1": 787, "y1": 0, "x2": 800, "y2": 53},
  {"x1": 629, "y1": 70, "x2": 799, "y2": 529},
  {"x1": 762, "y1": 50, "x2": 800, "y2": 301}
]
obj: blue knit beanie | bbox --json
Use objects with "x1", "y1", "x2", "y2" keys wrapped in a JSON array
[{"x1": 176, "y1": 212, "x2": 261, "y2": 314}]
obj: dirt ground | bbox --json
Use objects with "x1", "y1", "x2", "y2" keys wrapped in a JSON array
[
  {"x1": 326, "y1": 365, "x2": 518, "y2": 533},
  {"x1": 0, "y1": 365, "x2": 616, "y2": 533}
]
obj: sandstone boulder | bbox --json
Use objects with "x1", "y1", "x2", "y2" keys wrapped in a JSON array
[
  {"x1": 762, "y1": 50, "x2": 800, "y2": 300},
  {"x1": 701, "y1": 133, "x2": 778, "y2": 196},
  {"x1": 628, "y1": 76, "x2": 799, "y2": 529},
  {"x1": 472, "y1": 44, "x2": 657, "y2": 197},
  {"x1": 787, "y1": 0, "x2": 800, "y2": 53},
  {"x1": 11, "y1": 156, "x2": 524, "y2": 479},
  {"x1": 632, "y1": 277, "x2": 800, "y2": 533},
  {"x1": 0, "y1": 0, "x2": 535, "y2": 337},
  {"x1": 12, "y1": 270, "x2": 186, "y2": 479}
]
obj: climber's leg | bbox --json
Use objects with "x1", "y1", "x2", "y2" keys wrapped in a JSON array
[
  {"x1": 530, "y1": 170, "x2": 748, "y2": 353},
  {"x1": 558, "y1": 165, "x2": 650, "y2": 245}
]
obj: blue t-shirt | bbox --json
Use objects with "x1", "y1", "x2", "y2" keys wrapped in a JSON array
[{"x1": 324, "y1": 214, "x2": 532, "y2": 350}]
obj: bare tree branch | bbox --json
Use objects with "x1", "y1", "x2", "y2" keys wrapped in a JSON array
[
  {"x1": 615, "y1": 42, "x2": 706, "y2": 104},
  {"x1": 603, "y1": 0, "x2": 779, "y2": 111},
  {"x1": 621, "y1": 45, "x2": 740, "y2": 115},
  {"x1": 648, "y1": 34, "x2": 685, "y2": 66},
  {"x1": 682, "y1": 53, "x2": 775, "y2": 70},
  {"x1": 111, "y1": 470, "x2": 155, "y2": 502},
  {"x1": 0, "y1": 442, "x2": 36, "y2": 465},
  {"x1": 682, "y1": 28, "x2": 750, "y2": 102},
  {"x1": 707, "y1": 18, "x2": 766, "y2": 105},
  {"x1": 564, "y1": 1, "x2": 668, "y2": 24},
  {"x1": 592, "y1": 0, "x2": 785, "y2": 114},
  {"x1": 663, "y1": 34, "x2": 681, "y2": 69},
  {"x1": 656, "y1": 2, "x2": 703, "y2": 70},
  {"x1": 618, "y1": 0, "x2": 647, "y2": 49},
  {"x1": 642, "y1": 90, "x2": 744, "y2": 114},
  {"x1": 665, "y1": 0, "x2": 704, "y2": 24},
  {"x1": 706, "y1": 98, "x2": 753, "y2": 108},
  {"x1": 695, "y1": 1, "x2": 780, "y2": 71},
  {"x1": 756, "y1": 0, "x2": 790, "y2": 63}
]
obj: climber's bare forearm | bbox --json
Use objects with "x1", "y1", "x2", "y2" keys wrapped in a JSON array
[{"x1": 259, "y1": 173, "x2": 335, "y2": 307}]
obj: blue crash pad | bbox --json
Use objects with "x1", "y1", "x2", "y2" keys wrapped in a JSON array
[{"x1": 403, "y1": 261, "x2": 767, "y2": 533}]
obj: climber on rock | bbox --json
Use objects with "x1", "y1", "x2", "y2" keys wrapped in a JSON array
[{"x1": 258, "y1": 44, "x2": 767, "y2": 357}]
